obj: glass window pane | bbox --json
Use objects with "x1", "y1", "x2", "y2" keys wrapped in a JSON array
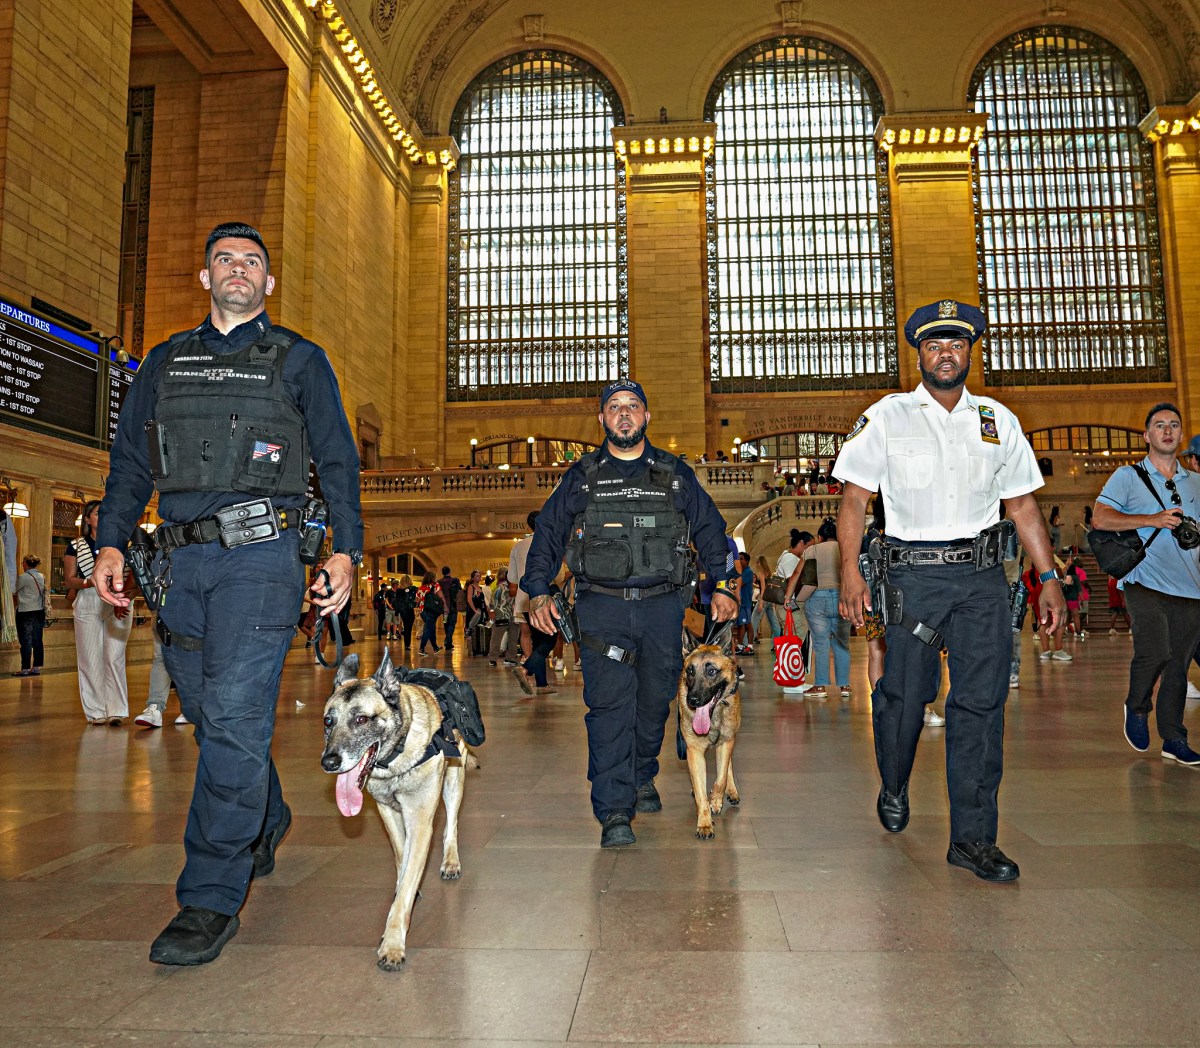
[{"x1": 970, "y1": 28, "x2": 1169, "y2": 386}]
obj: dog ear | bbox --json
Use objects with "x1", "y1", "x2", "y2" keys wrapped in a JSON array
[
  {"x1": 709, "y1": 621, "x2": 734, "y2": 656},
  {"x1": 682, "y1": 626, "x2": 698, "y2": 656},
  {"x1": 334, "y1": 652, "x2": 360, "y2": 687},
  {"x1": 372, "y1": 648, "x2": 401, "y2": 703}
]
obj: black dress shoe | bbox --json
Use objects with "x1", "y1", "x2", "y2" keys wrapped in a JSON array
[
  {"x1": 634, "y1": 781, "x2": 662, "y2": 813},
  {"x1": 947, "y1": 841, "x2": 1020, "y2": 882},
  {"x1": 149, "y1": 906, "x2": 240, "y2": 965},
  {"x1": 876, "y1": 782, "x2": 909, "y2": 833},
  {"x1": 251, "y1": 802, "x2": 292, "y2": 878},
  {"x1": 600, "y1": 812, "x2": 636, "y2": 848}
]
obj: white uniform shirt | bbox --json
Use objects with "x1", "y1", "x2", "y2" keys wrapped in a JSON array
[{"x1": 833, "y1": 384, "x2": 1042, "y2": 542}]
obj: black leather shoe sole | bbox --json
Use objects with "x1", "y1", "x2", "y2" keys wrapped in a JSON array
[
  {"x1": 149, "y1": 910, "x2": 240, "y2": 965},
  {"x1": 876, "y1": 786, "x2": 909, "y2": 833},
  {"x1": 947, "y1": 844, "x2": 1020, "y2": 882},
  {"x1": 600, "y1": 817, "x2": 636, "y2": 848},
  {"x1": 252, "y1": 803, "x2": 292, "y2": 878},
  {"x1": 634, "y1": 784, "x2": 662, "y2": 813}
]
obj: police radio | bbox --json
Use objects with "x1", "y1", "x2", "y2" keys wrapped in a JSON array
[{"x1": 298, "y1": 498, "x2": 328, "y2": 565}]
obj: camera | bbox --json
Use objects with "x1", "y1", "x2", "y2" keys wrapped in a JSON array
[{"x1": 1175, "y1": 515, "x2": 1200, "y2": 551}]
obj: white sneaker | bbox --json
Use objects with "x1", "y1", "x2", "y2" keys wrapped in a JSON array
[
  {"x1": 1009, "y1": 675, "x2": 1020, "y2": 689},
  {"x1": 1040, "y1": 650, "x2": 1052, "y2": 660},
  {"x1": 134, "y1": 705, "x2": 162, "y2": 729},
  {"x1": 1052, "y1": 650, "x2": 1073, "y2": 661},
  {"x1": 174, "y1": 712, "x2": 190, "y2": 725},
  {"x1": 1109, "y1": 628, "x2": 1117, "y2": 635},
  {"x1": 1186, "y1": 682, "x2": 1200, "y2": 700},
  {"x1": 924, "y1": 707, "x2": 945, "y2": 726},
  {"x1": 1079, "y1": 631, "x2": 1088, "y2": 640},
  {"x1": 553, "y1": 658, "x2": 564, "y2": 672}
]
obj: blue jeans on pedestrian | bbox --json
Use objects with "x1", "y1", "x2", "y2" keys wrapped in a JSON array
[
  {"x1": 764, "y1": 602, "x2": 782, "y2": 639},
  {"x1": 805, "y1": 588, "x2": 849, "y2": 686},
  {"x1": 159, "y1": 528, "x2": 304, "y2": 916},
  {"x1": 419, "y1": 614, "x2": 440, "y2": 651}
]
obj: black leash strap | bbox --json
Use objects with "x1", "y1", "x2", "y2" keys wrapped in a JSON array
[{"x1": 312, "y1": 569, "x2": 345, "y2": 669}]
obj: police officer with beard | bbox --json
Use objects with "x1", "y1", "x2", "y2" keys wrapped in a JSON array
[
  {"x1": 92, "y1": 222, "x2": 362, "y2": 964},
  {"x1": 834, "y1": 301, "x2": 1064, "y2": 882},
  {"x1": 524, "y1": 380, "x2": 738, "y2": 847}
]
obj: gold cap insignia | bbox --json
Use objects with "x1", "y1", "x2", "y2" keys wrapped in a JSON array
[{"x1": 938, "y1": 300, "x2": 957, "y2": 318}]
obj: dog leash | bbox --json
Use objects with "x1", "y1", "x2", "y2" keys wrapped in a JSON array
[{"x1": 312, "y1": 569, "x2": 345, "y2": 670}]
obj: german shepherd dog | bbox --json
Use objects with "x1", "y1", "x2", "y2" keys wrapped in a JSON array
[
  {"x1": 321, "y1": 649, "x2": 475, "y2": 970},
  {"x1": 678, "y1": 624, "x2": 742, "y2": 839}
]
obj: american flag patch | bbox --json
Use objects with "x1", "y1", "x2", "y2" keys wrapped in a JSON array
[{"x1": 252, "y1": 441, "x2": 283, "y2": 460}]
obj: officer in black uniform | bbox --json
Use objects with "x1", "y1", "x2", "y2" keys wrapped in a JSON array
[
  {"x1": 93, "y1": 223, "x2": 362, "y2": 964},
  {"x1": 524, "y1": 380, "x2": 738, "y2": 848}
]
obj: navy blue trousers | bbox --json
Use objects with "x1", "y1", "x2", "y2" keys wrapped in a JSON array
[
  {"x1": 575, "y1": 588, "x2": 686, "y2": 821},
  {"x1": 872, "y1": 556, "x2": 1009, "y2": 843},
  {"x1": 159, "y1": 529, "x2": 304, "y2": 915}
]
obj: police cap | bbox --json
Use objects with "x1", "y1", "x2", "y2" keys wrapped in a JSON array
[
  {"x1": 599, "y1": 379, "x2": 648, "y2": 410},
  {"x1": 904, "y1": 300, "x2": 987, "y2": 348}
]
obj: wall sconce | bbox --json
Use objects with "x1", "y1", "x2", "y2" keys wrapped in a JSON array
[
  {"x1": 470, "y1": 437, "x2": 478, "y2": 468},
  {"x1": 0, "y1": 476, "x2": 29, "y2": 518},
  {"x1": 527, "y1": 435, "x2": 536, "y2": 466},
  {"x1": 732, "y1": 437, "x2": 742, "y2": 462}
]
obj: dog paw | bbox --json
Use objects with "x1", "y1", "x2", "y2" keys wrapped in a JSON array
[
  {"x1": 377, "y1": 950, "x2": 406, "y2": 972},
  {"x1": 696, "y1": 823, "x2": 715, "y2": 840},
  {"x1": 709, "y1": 800, "x2": 724, "y2": 818},
  {"x1": 727, "y1": 792, "x2": 741, "y2": 806},
  {"x1": 440, "y1": 862, "x2": 462, "y2": 880}
]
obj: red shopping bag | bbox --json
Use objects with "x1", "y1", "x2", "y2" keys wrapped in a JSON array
[{"x1": 773, "y1": 610, "x2": 806, "y2": 687}]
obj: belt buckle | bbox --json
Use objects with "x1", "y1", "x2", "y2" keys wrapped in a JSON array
[
  {"x1": 605, "y1": 643, "x2": 623, "y2": 661},
  {"x1": 181, "y1": 521, "x2": 207, "y2": 546},
  {"x1": 624, "y1": 587, "x2": 642, "y2": 600},
  {"x1": 215, "y1": 497, "x2": 279, "y2": 549}
]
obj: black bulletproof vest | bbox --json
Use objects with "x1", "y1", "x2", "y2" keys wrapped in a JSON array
[
  {"x1": 147, "y1": 326, "x2": 309, "y2": 497},
  {"x1": 564, "y1": 450, "x2": 691, "y2": 586}
]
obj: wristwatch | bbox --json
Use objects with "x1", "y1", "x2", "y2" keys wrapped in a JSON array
[
  {"x1": 1038, "y1": 568, "x2": 1062, "y2": 583},
  {"x1": 335, "y1": 548, "x2": 363, "y2": 567}
]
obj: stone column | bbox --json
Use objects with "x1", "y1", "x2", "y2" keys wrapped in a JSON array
[
  {"x1": 875, "y1": 112, "x2": 989, "y2": 388},
  {"x1": 1141, "y1": 96, "x2": 1200, "y2": 429},
  {"x1": 613, "y1": 123, "x2": 715, "y2": 458}
]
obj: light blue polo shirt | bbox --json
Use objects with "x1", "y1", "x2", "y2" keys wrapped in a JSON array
[{"x1": 1097, "y1": 457, "x2": 1200, "y2": 598}]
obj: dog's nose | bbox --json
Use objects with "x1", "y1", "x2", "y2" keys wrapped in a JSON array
[{"x1": 321, "y1": 752, "x2": 342, "y2": 772}]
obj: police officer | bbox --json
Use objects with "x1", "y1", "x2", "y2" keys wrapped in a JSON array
[
  {"x1": 834, "y1": 300, "x2": 1064, "y2": 882},
  {"x1": 524, "y1": 380, "x2": 738, "y2": 848},
  {"x1": 92, "y1": 222, "x2": 362, "y2": 964}
]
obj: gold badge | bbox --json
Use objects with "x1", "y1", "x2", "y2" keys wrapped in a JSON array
[
  {"x1": 938, "y1": 300, "x2": 957, "y2": 318},
  {"x1": 978, "y1": 405, "x2": 1000, "y2": 445}
]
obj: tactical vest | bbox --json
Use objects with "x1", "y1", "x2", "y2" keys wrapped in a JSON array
[
  {"x1": 147, "y1": 326, "x2": 309, "y2": 497},
  {"x1": 564, "y1": 449, "x2": 691, "y2": 587}
]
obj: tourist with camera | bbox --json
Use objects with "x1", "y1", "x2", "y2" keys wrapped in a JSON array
[{"x1": 1094, "y1": 403, "x2": 1200, "y2": 766}]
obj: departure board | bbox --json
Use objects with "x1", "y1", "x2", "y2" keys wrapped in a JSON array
[{"x1": 0, "y1": 297, "x2": 137, "y2": 446}]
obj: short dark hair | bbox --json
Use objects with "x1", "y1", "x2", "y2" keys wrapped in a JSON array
[
  {"x1": 205, "y1": 222, "x2": 270, "y2": 270},
  {"x1": 797, "y1": 530, "x2": 814, "y2": 544},
  {"x1": 818, "y1": 516, "x2": 838, "y2": 541},
  {"x1": 527, "y1": 510, "x2": 540, "y2": 531},
  {"x1": 1145, "y1": 402, "x2": 1181, "y2": 429},
  {"x1": 441, "y1": 566, "x2": 451, "y2": 575}
]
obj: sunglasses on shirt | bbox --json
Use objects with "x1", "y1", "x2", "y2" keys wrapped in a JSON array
[{"x1": 1165, "y1": 479, "x2": 1183, "y2": 507}]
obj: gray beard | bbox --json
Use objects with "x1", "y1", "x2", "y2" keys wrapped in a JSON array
[
  {"x1": 919, "y1": 360, "x2": 970, "y2": 392},
  {"x1": 604, "y1": 420, "x2": 648, "y2": 450}
]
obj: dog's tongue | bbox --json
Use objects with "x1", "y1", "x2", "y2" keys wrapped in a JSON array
[
  {"x1": 692, "y1": 700, "x2": 716, "y2": 736},
  {"x1": 335, "y1": 750, "x2": 372, "y2": 817}
]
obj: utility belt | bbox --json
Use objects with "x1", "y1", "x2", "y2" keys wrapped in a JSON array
[
  {"x1": 153, "y1": 498, "x2": 300, "y2": 553},
  {"x1": 884, "y1": 519, "x2": 1013, "y2": 572},
  {"x1": 576, "y1": 580, "x2": 680, "y2": 601}
]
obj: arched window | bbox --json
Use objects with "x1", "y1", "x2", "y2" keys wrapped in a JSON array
[
  {"x1": 970, "y1": 28, "x2": 1168, "y2": 385},
  {"x1": 448, "y1": 51, "x2": 628, "y2": 402},
  {"x1": 705, "y1": 38, "x2": 896, "y2": 393}
]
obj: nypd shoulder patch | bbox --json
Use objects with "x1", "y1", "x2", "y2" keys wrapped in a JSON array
[{"x1": 845, "y1": 414, "x2": 870, "y2": 441}]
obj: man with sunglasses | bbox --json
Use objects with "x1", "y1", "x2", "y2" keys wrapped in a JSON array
[{"x1": 1094, "y1": 403, "x2": 1200, "y2": 766}]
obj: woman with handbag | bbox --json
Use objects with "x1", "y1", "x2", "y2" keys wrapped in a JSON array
[
  {"x1": 766, "y1": 529, "x2": 811, "y2": 640},
  {"x1": 13, "y1": 554, "x2": 47, "y2": 676},
  {"x1": 65, "y1": 500, "x2": 132, "y2": 725}
]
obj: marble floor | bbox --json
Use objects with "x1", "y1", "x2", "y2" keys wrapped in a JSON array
[{"x1": 3, "y1": 628, "x2": 1200, "y2": 1048}]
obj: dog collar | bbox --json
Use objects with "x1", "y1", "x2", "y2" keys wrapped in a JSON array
[{"x1": 374, "y1": 725, "x2": 459, "y2": 772}]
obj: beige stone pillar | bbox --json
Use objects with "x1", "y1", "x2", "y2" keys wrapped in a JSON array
[
  {"x1": 876, "y1": 112, "x2": 989, "y2": 388},
  {"x1": 613, "y1": 124, "x2": 714, "y2": 458},
  {"x1": 1142, "y1": 97, "x2": 1200, "y2": 430}
]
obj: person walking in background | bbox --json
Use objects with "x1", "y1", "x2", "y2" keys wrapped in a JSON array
[
  {"x1": 13, "y1": 554, "x2": 47, "y2": 676},
  {"x1": 733, "y1": 551, "x2": 756, "y2": 655},
  {"x1": 417, "y1": 571, "x2": 444, "y2": 656},
  {"x1": 487, "y1": 567, "x2": 515, "y2": 665},
  {"x1": 1038, "y1": 554, "x2": 1071, "y2": 662},
  {"x1": 438, "y1": 567, "x2": 462, "y2": 650},
  {"x1": 771, "y1": 529, "x2": 812, "y2": 642},
  {"x1": 1107, "y1": 574, "x2": 1131, "y2": 635},
  {"x1": 135, "y1": 615, "x2": 189, "y2": 728},
  {"x1": 799, "y1": 517, "x2": 851, "y2": 700},
  {"x1": 372, "y1": 580, "x2": 390, "y2": 639},
  {"x1": 394, "y1": 575, "x2": 417, "y2": 651},
  {"x1": 1048, "y1": 505, "x2": 1062, "y2": 552},
  {"x1": 464, "y1": 569, "x2": 487, "y2": 651},
  {"x1": 65, "y1": 501, "x2": 132, "y2": 725},
  {"x1": 1063, "y1": 553, "x2": 1088, "y2": 639}
]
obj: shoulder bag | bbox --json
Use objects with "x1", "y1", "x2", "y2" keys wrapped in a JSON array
[{"x1": 1087, "y1": 465, "x2": 1165, "y2": 579}]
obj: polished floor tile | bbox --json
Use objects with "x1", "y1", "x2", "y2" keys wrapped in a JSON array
[{"x1": 2, "y1": 631, "x2": 1199, "y2": 1045}]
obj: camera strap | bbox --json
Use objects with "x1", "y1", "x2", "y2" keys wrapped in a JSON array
[{"x1": 1130, "y1": 464, "x2": 1167, "y2": 552}]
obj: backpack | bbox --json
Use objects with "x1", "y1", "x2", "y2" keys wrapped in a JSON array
[
  {"x1": 398, "y1": 667, "x2": 485, "y2": 746},
  {"x1": 421, "y1": 587, "x2": 442, "y2": 617},
  {"x1": 455, "y1": 586, "x2": 468, "y2": 613}
]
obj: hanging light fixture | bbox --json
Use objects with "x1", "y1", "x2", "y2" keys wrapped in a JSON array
[{"x1": 1, "y1": 476, "x2": 28, "y2": 518}]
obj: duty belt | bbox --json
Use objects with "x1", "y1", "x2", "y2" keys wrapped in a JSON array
[
  {"x1": 154, "y1": 497, "x2": 300, "y2": 553},
  {"x1": 885, "y1": 520, "x2": 1014, "y2": 573},
  {"x1": 885, "y1": 545, "x2": 975, "y2": 567},
  {"x1": 579, "y1": 580, "x2": 679, "y2": 600}
]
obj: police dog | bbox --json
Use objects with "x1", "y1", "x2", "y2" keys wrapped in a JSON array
[
  {"x1": 321, "y1": 649, "x2": 474, "y2": 971},
  {"x1": 678, "y1": 624, "x2": 742, "y2": 840}
]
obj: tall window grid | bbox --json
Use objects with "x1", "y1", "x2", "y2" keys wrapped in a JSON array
[
  {"x1": 119, "y1": 86, "x2": 154, "y2": 358},
  {"x1": 447, "y1": 51, "x2": 628, "y2": 402},
  {"x1": 970, "y1": 27, "x2": 1169, "y2": 385},
  {"x1": 705, "y1": 38, "x2": 897, "y2": 393}
]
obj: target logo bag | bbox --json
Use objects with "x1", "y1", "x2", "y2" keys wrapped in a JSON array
[{"x1": 773, "y1": 610, "x2": 806, "y2": 687}]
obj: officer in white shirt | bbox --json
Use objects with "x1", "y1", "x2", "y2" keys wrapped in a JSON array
[{"x1": 833, "y1": 300, "x2": 1065, "y2": 883}]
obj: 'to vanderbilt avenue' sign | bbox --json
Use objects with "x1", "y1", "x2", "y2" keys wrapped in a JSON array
[{"x1": 742, "y1": 411, "x2": 858, "y2": 439}]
